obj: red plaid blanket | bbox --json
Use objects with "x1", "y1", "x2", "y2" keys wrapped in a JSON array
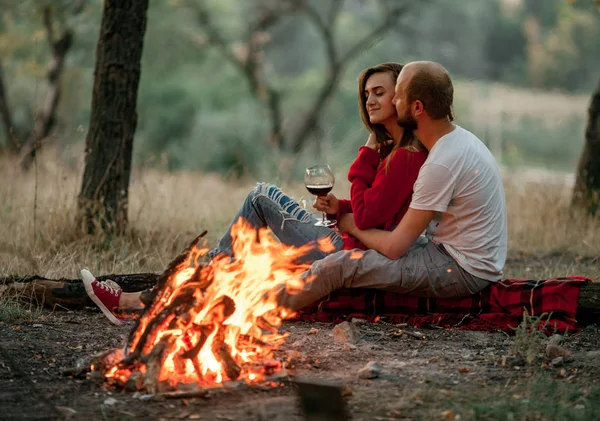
[{"x1": 290, "y1": 277, "x2": 592, "y2": 333}]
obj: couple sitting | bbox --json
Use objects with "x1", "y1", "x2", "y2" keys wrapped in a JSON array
[{"x1": 82, "y1": 60, "x2": 507, "y2": 326}]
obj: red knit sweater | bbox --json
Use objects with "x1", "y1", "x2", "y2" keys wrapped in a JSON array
[{"x1": 337, "y1": 146, "x2": 427, "y2": 250}]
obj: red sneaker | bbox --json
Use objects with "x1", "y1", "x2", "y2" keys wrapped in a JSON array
[{"x1": 81, "y1": 269, "x2": 124, "y2": 326}]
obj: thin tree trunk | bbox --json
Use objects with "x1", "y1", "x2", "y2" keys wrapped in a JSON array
[
  {"x1": 20, "y1": 7, "x2": 73, "y2": 170},
  {"x1": 572, "y1": 77, "x2": 600, "y2": 216},
  {"x1": 0, "y1": 59, "x2": 18, "y2": 152},
  {"x1": 78, "y1": 0, "x2": 149, "y2": 235}
]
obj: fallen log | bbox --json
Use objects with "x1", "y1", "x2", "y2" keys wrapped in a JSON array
[
  {"x1": 0, "y1": 273, "x2": 159, "y2": 309},
  {"x1": 1, "y1": 274, "x2": 598, "y2": 326},
  {"x1": 576, "y1": 282, "x2": 600, "y2": 325}
]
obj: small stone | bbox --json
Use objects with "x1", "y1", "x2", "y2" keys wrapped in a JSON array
[
  {"x1": 307, "y1": 328, "x2": 319, "y2": 335},
  {"x1": 546, "y1": 344, "x2": 573, "y2": 361},
  {"x1": 290, "y1": 338, "x2": 308, "y2": 348},
  {"x1": 548, "y1": 334, "x2": 563, "y2": 347},
  {"x1": 333, "y1": 321, "x2": 361, "y2": 345},
  {"x1": 343, "y1": 343, "x2": 357, "y2": 351},
  {"x1": 103, "y1": 397, "x2": 118, "y2": 406},
  {"x1": 551, "y1": 357, "x2": 564, "y2": 366},
  {"x1": 350, "y1": 318, "x2": 367, "y2": 325},
  {"x1": 358, "y1": 361, "x2": 381, "y2": 379}
]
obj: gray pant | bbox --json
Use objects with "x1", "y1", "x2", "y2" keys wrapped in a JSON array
[
  {"x1": 209, "y1": 183, "x2": 344, "y2": 264},
  {"x1": 279, "y1": 240, "x2": 492, "y2": 311}
]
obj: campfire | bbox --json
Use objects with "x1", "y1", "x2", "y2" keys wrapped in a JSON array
[{"x1": 91, "y1": 219, "x2": 332, "y2": 393}]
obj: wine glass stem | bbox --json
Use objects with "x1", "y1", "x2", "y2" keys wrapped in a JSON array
[{"x1": 322, "y1": 212, "x2": 326, "y2": 224}]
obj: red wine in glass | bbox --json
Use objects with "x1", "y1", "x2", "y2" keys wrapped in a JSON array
[
  {"x1": 305, "y1": 184, "x2": 333, "y2": 196},
  {"x1": 304, "y1": 165, "x2": 336, "y2": 227}
]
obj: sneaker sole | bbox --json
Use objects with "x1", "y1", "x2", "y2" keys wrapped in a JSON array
[{"x1": 80, "y1": 269, "x2": 124, "y2": 326}]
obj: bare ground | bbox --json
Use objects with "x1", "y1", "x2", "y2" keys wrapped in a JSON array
[{"x1": 1, "y1": 309, "x2": 599, "y2": 421}]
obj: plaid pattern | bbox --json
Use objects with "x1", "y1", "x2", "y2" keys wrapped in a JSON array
[{"x1": 290, "y1": 277, "x2": 592, "y2": 333}]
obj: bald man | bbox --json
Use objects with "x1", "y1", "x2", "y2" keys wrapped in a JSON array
[{"x1": 279, "y1": 61, "x2": 507, "y2": 311}]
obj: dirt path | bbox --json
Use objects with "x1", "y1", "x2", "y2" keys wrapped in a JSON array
[{"x1": 1, "y1": 312, "x2": 598, "y2": 421}]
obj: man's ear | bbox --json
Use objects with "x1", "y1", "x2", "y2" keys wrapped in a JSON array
[{"x1": 413, "y1": 100, "x2": 424, "y2": 117}]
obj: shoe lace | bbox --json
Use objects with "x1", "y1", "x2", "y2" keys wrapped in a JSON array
[{"x1": 99, "y1": 281, "x2": 120, "y2": 296}]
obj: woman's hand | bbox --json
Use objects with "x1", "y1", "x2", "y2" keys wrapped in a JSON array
[
  {"x1": 365, "y1": 132, "x2": 393, "y2": 152},
  {"x1": 313, "y1": 193, "x2": 339, "y2": 214},
  {"x1": 365, "y1": 132, "x2": 378, "y2": 150}
]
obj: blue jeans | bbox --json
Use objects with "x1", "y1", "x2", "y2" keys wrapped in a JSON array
[{"x1": 209, "y1": 183, "x2": 344, "y2": 264}]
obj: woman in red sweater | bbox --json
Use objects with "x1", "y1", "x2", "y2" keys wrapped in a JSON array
[
  {"x1": 201, "y1": 61, "x2": 426, "y2": 262},
  {"x1": 316, "y1": 62, "x2": 427, "y2": 251},
  {"x1": 80, "y1": 63, "x2": 427, "y2": 325}
]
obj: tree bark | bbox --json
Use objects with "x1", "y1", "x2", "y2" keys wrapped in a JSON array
[
  {"x1": 0, "y1": 59, "x2": 19, "y2": 153},
  {"x1": 572, "y1": 77, "x2": 600, "y2": 216},
  {"x1": 78, "y1": 0, "x2": 149, "y2": 235}
]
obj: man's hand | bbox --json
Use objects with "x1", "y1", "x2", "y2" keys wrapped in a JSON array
[
  {"x1": 313, "y1": 193, "x2": 339, "y2": 214},
  {"x1": 337, "y1": 213, "x2": 357, "y2": 234}
]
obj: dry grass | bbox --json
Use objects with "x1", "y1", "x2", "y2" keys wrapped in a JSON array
[
  {"x1": 455, "y1": 80, "x2": 589, "y2": 127},
  {"x1": 0, "y1": 151, "x2": 598, "y2": 284}
]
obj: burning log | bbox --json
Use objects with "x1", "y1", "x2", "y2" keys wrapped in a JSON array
[
  {"x1": 141, "y1": 339, "x2": 172, "y2": 394},
  {"x1": 155, "y1": 231, "x2": 208, "y2": 291},
  {"x1": 89, "y1": 220, "x2": 317, "y2": 392},
  {"x1": 125, "y1": 288, "x2": 198, "y2": 363},
  {"x1": 212, "y1": 328, "x2": 241, "y2": 381}
]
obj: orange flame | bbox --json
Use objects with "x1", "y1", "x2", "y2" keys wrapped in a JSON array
[{"x1": 105, "y1": 218, "x2": 324, "y2": 389}]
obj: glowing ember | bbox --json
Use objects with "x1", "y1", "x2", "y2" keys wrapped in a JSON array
[{"x1": 96, "y1": 218, "x2": 329, "y2": 392}]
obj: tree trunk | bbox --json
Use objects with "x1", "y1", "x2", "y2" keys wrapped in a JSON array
[
  {"x1": 19, "y1": 23, "x2": 73, "y2": 170},
  {"x1": 572, "y1": 77, "x2": 600, "y2": 216},
  {"x1": 78, "y1": 0, "x2": 149, "y2": 235},
  {"x1": 0, "y1": 59, "x2": 18, "y2": 153}
]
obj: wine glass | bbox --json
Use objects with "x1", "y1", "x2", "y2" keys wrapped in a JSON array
[{"x1": 304, "y1": 165, "x2": 336, "y2": 227}]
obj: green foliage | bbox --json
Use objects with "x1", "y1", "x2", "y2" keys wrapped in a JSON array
[
  {"x1": 0, "y1": 0, "x2": 598, "y2": 176},
  {"x1": 502, "y1": 116, "x2": 585, "y2": 171}
]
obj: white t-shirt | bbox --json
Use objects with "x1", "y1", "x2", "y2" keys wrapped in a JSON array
[{"x1": 410, "y1": 126, "x2": 507, "y2": 281}]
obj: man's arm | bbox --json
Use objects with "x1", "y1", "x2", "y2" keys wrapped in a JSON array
[{"x1": 339, "y1": 208, "x2": 435, "y2": 259}]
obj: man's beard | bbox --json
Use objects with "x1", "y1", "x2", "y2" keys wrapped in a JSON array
[{"x1": 397, "y1": 111, "x2": 418, "y2": 130}]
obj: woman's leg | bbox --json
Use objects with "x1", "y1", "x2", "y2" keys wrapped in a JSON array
[{"x1": 209, "y1": 183, "x2": 343, "y2": 264}]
